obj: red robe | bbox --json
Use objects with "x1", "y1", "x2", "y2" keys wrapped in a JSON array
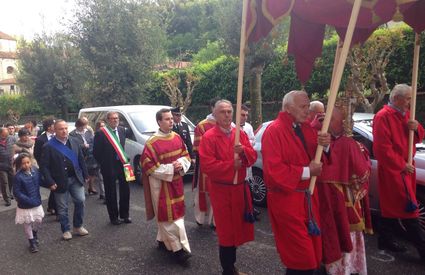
[
  {"x1": 373, "y1": 105, "x2": 425, "y2": 218},
  {"x1": 193, "y1": 117, "x2": 216, "y2": 211},
  {"x1": 141, "y1": 132, "x2": 191, "y2": 222},
  {"x1": 262, "y1": 111, "x2": 322, "y2": 270},
  {"x1": 318, "y1": 136, "x2": 372, "y2": 264},
  {"x1": 198, "y1": 126, "x2": 257, "y2": 246}
]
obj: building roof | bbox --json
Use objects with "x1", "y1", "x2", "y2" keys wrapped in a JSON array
[
  {"x1": 0, "y1": 31, "x2": 16, "y2": 41},
  {"x1": 0, "y1": 78, "x2": 16, "y2": 85},
  {"x1": 0, "y1": 51, "x2": 17, "y2": 59}
]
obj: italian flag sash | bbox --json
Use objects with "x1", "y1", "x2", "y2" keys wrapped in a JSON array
[{"x1": 101, "y1": 126, "x2": 135, "y2": 181}]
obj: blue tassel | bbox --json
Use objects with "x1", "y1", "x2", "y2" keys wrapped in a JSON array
[
  {"x1": 307, "y1": 219, "x2": 321, "y2": 236},
  {"x1": 405, "y1": 200, "x2": 418, "y2": 213}
]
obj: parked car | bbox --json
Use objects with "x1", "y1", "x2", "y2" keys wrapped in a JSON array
[
  {"x1": 79, "y1": 105, "x2": 195, "y2": 181},
  {"x1": 249, "y1": 113, "x2": 425, "y2": 230}
]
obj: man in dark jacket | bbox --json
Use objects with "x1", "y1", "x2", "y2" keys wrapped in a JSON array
[
  {"x1": 0, "y1": 127, "x2": 14, "y2": 206},
  {"x1": 171, "y1": 107, "x2": 194, "y2": 159},
  {"x1": 40, "y1": 120, "x2": 89, "y2": 240},
  {"x1": 93, "y1": 111, "x2": 131, "y2": 225},
  {"x1": 34, "y1": 118, "x2": 57, "y2": 214}
]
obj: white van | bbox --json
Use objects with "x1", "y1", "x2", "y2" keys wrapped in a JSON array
[{"x1": 78, "y1": 105, "x2": 195, "y2": 180}]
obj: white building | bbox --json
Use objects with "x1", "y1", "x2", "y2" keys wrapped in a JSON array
[{"x1": 0, "y1": 31, "x2": 20, "y2": 95}]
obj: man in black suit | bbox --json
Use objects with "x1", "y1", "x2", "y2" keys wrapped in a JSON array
[
  {"x1": 93, "y1": 111, "x2": 131, "y2": 225},
  {"x1": 171, "y1": 107, "x2": 194, "y2": 159},
  {"x1": 34, "y1": 118, "x2": 57, "y2": 215},
  {"x1": 40, "y1": 120, "x2": 89, "y2": 240}
]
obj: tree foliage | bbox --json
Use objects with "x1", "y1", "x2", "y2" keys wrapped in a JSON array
[
  {"x1": 71, "y1": 0, "x2": 167, "y2": 106},
  {"x1": 17, "y1": 34, "x2": 86, "y2": 119}
]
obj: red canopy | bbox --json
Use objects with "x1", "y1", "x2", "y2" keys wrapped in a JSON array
[{"x1": 246, "y1": 0, "x2": 425, "y2": 83}]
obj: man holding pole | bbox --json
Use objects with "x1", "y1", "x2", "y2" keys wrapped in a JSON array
[
  {"x1": 373, "y1": 84, "x2": 425, "y2": 261},
  {"x1": 199, "y1": 99, "x2": 257, "y2": 275},
  {"x1": 262, "y1": 91, "x2": 330, "y2": 275}
]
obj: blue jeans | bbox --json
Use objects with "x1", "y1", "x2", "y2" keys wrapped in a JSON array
[{"x1": 54, "y1": 177, "x2": 85, "y2": 233}]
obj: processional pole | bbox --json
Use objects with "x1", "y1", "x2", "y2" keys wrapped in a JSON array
[
  {"x1": 309, "y1": 0, "x2": 363, "y2": 194},
  {"x1": 233, "y1": 0, "x2": 249, "y2": 184},
  {"x1": 408, "y1": 32, "x2": 421, "y2": 165}
]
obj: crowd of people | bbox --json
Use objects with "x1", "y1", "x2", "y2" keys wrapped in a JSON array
[{"x1": 1, "y1": 83, "x2": 424, "y2": 274}]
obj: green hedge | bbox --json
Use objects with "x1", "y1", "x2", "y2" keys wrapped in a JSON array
[{"x1": 0, "y1": 95, "x2": 42, "y2": 123}]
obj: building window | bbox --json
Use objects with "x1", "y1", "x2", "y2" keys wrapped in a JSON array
[
  {"x1": 10, "y1": 85, "x2": 15, "y2": 92},
  {"x1": 7, "y1": 66, "x2": 14, "y2": 74}
]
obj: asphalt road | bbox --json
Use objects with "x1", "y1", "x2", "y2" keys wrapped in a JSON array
[{"x1": 0, "y1": 177, "x2": 423, "y2": 275}]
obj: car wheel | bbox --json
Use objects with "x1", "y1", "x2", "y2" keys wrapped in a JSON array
[
  {"x1": 249, "y1": 168, "x2": 267, "y2": 207},
  {"x1": 417, "y1": 191, "x2": 425, "y2": 232},
  {"x1": 133, "y1": 155, "x2": 142, "y2": 183}
]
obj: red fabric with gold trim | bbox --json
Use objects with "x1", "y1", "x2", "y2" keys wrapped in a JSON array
[
  {"x1": 318, "y1": 136, "x2": 372, "y2": 264},
  {"x1": 193, "y1": 118, "x2": 216, "y2": 211},
  {"x1": 141, "y1": 132, "x2": 190, "y2": 222}
]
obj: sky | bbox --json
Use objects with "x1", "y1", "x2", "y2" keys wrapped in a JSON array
[{"x1": 0, "y1": 0, "x2": 76, "y2": 40}]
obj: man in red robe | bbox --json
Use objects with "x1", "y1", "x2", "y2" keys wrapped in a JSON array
[
  {"x1": 141, "y1": 108, "x2": 192, "y2": 265},
  {"x1": 199, "y1": 99, "x2": 257, "y2": 275},
  {"x1": 373, "y1": 84, "x2": 425, "y2": 261},
  {"x1": 192, "y1": 98, "x2": 218, "y2": 226},
  {"x1": 318, "y1": 105, "x2": 372, "y2": 274},
  {"x1": 262, "y1": 90, "x2": 330, "y2": 275},
  {"x1": 308, "y1": 101, "x2": 325, "y2": 131}
]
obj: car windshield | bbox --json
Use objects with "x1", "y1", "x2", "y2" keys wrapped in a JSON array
[{"x1": 128, "y1": 111, "x2": 194, "y2": 134}]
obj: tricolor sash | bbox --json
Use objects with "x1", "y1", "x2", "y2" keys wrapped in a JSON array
[{"x1": 101, "y1": 126, "x2": 135, "y2": 181}]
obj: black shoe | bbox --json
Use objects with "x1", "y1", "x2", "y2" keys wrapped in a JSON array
[
  {"x1": 28, "y1": 239, "x2": 39, "y2": 253},
  {"x1": 5, "y1": 201, "x2": 11, "y2": 207},
  {"x1": 122, "y1": 218, "x2": 132, "y2": 224},
  {"x1": 111, "y1": 219, "x2": 122, "y2": 225},
  {"x1": 157, "y1": 241, "x2": 167, "y2": 251},
  {"x1": 32, "y1": 231, "x2": 39, "y2": 245},
  {"x1": 378, "y1": 238, "x2": 407, "y2": 253},
  {"x1": 174, "y1": 249, "x2": 191, "y2": 265}
]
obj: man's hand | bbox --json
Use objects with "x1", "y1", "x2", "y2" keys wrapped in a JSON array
[
  {"x1": 234, "y1": 155, "x2": 242, "y2": 170},
  {"x1": 173, "y1": 161, "x2": 183, "y2": 171},
  {"x1": 234, "y1": 144, "x2": 244, "y2": 155},
  {"x1": 404, "y1": 163, "x2": 415, "y2": 174},
  {"x1": 50, "y1": 183, "x2": 57, "y2": 191},
  {"x1": 407, "y1": 119, "x2": 419, "y2": 131},
  {"x1": 317, "y1": 132, "x2": 331, "y2": 147},
  {"x1": 309, "y1": 161, "x2": 323, "y2": 177}
]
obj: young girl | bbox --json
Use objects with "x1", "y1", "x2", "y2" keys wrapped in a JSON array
[{"x1": 13, "y1": 153, "x2": 45, "y2": 253}]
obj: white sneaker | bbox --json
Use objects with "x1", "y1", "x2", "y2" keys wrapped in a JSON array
[
  {"x1": 63, "y1": 231, "x2": 72, "y2": 240},
  {"x1": 73, "y1": 227, "x2": 89, "y2": 236}
]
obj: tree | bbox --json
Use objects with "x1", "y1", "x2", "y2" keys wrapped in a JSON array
[
  {"x1": 17, "y1": 34, "x2": 86, "y2": 119},
  {"x1": 71, "y1": 0, "x2": 167, "y2": 106},
  {"x1": 346, "y1": 27, "x2": 405, "y2": 113},
  {"x1": 161, "y1": 70, "x2": 199, "y2": 113}
]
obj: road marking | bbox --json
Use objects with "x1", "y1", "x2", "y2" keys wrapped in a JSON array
[{"x1": 370, "y1": 250, "x2": 395, "y2": 262}]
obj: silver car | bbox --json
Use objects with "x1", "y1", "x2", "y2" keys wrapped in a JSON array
[
  {"x1": 79, "y1": 105, "x2": 195, "y2": 180},
  {"x1": 249, "y1": 113, "x2": 425, "y2": 230}
]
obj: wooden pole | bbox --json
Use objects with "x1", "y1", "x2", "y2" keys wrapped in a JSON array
[
  {"x1": 408, "y1": 32, "x2": 421, "y2": 165},
  {"x1": 331, "y1": 38, "x2": 343, "y2": 85},
  {"x1": 309, "y1": 0, "x2": 362, "y2": 194},
  {"x1": 233, "y1": 0, "x2": 249, "y2": 184}
]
